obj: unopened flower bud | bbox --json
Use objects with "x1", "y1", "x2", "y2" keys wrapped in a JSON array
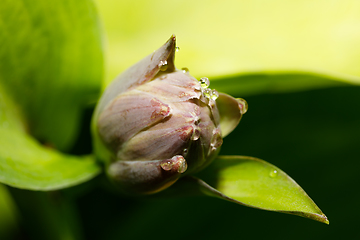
[{"x1": 92, "y1": 35, "x2": 246, "y2": 194}]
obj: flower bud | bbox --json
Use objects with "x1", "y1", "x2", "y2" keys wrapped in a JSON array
[{"x1": 92, "y1": 35, "x2": 246, "y2": 194}]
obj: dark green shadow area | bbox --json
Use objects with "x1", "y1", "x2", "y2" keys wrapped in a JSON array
[{"x1": 73, "y1": 85, "x2": 360, "y2": 240}]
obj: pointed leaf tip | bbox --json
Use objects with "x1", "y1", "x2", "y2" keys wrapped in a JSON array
[
  {"x1": 194, "y1": 155, "x2": 329, "y2": 224},
  {"x1": 95, "y1": 35, "x2": 177, "y2": 117},
  {"x1": 286, "y1": 211, "x2": 329, "y2": 225}
]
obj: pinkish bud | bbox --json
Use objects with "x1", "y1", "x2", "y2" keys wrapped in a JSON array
[{"x1": 92, "y1": 35, "x2": 246, "y2": 194}]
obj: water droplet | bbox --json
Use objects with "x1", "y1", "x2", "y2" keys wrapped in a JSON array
[
  {"x1": 160, "y1": 160, "x2": 172, "y2": 171},
  {"x1": 177, "y1": 157, "x2": 187, "y2": 173},
  {"x1": 194, "y1": 117, "x2": 201, "y2": 125},
  {"x1": 210, "y1": 89, "x2": 219, "y2": 100},
  {"x1": 269, "y1": 169, "x2": 278, "y2": 178},
  {"x1": 175, "y1": 46, "x2": 180, "y2": 52},
  {"x1": 203, "y1": 88, "x2": 212, "y2": 98},
  {"x1": 210, "y1": 128, "x2": 223, "y2": 150},
  {"x1": 182, "y1": 148, "x2": 188, "y2": 156},
  {"x1": 158, "y1": 60, "x2": 168, "y2": 71},
  {"x1": 236, "y1": 98, "x2": 248, "y2": 114},
  {"x1": 191, "y1": 127, "x2": 201, "y2": 141},
  {"x1": 199, "y1": 77, "x2": 210, "y2": 88},
  {"x1": 181, "y1": 67, "x2": 189, "y2": 73}
]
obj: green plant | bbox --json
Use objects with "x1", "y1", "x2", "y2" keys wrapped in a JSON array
[{"x1": 1, "y1": 0, "x2": 360, "y2": 239}]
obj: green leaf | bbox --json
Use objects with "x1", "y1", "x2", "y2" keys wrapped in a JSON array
[
  {"x1": 0, "y1": 84, "x2": 100, "y2": 190},
  {"x1": 0, "y1": 0, "x2": 103, "y2": 150},
  {"x1": 212, "y1": 71, "x2": 358, "y2": 97},
  {"x1": 0, "y1": 184, "x2": 18, "y2": 239},
  {"x1": 95, "y1": 0, "x2": 360, "y2": 86},
  {"x1": 0, "y1": 83, "x2": 26, "y2": 132},
  {"x1": 194, "y1": 155, "x2": 328, "y2": 224},
  {"x1": 0, "y1": 127, "x2": 100, "y2": 190},
  {"x1": 216, "y1": 93, "x2": 244, "y2": 137}
]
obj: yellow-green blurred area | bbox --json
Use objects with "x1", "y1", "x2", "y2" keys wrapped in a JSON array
[
  {"x1": 95, "y1": 0, "x2": 360, "y2": 86},
  {"x1": 1, "y1": 0, "x2": 360, "y2": 239}
]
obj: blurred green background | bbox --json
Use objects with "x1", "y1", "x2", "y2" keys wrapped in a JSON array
[{"x1": 1, "y1": 0, "x2": 360, "y2": 239}]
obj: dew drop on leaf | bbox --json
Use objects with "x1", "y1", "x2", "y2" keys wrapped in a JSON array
[
  {"x1": 177, "y1": 158, "x2": 187, "y2": 173},
  {"x1": 236, "y1": 98, "x2": 248, "y2": 114},
  {"x1": 158, "y1": 60, "x2": 168, "y2": 71},
  {"x1": 199, "y1": 77, "x2": 210, "y2": 88},
  {"x1": 203, "y1": 88, "x2": 212, "y2": 98},
  {"x1": 211, "y1": 89, "x2": 219, "y2": 100},
  {"x1": 181, "y1": 67, "x2": 189, "y2": 73},
  {"x1": 269, "y1": 169, "x2": 278, "y2": 178},
  {"x1": 160, "y1": 160, "x2": 172, "y2": 171},
  {"x1": 191, "y1": 127, "x2": 201, "y2": 141},
  {"x1": 210, "y1": 129, "x2": 223, "y2": 150}
]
